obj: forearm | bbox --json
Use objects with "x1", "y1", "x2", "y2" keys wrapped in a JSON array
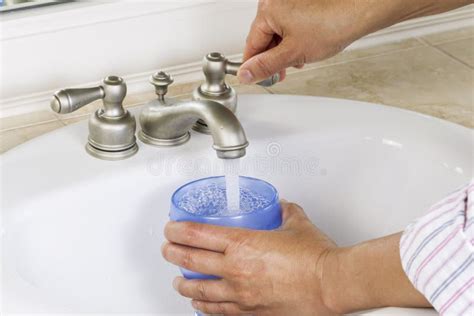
[
  {"x1": 322, "y1": 232, "x2": 430, "y2": 314},
  {"x1": 348, "y1": 0, "x2": 473, "y2": 43}
]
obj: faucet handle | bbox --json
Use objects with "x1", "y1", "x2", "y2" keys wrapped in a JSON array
[
  {"x1": 255, "y1": 73, "x2": 280, "y2": 87},
  {"x1": 51, "y1": 86, "x2": 104, "y2": 114},
  {"x1": 150, "y1": 71, "x2": 174, "y2": 100},
  {"x1": 224, "y1": 59, "x2": 280, "y2": 87},
  {"x1": 51, "y1": 75, "x2": 127, "y2": 117},
  {"x1": 50, "y1": 76, "x2": 138, "y2": 160},
  {"x1": 203, "y1": 52, "x2": 279, "y2": 87}
]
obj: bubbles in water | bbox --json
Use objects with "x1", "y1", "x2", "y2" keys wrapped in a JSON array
[{"x1": 177, "y1": 181, "x2": 271, "y2": 216}]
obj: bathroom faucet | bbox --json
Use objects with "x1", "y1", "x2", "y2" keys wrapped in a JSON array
[
  {"x1": 139, "y1": 71, "x2": 249, "y2": 159},
  {"x1": 50, "y1": 52, "x2": 278, "y2": 160}
]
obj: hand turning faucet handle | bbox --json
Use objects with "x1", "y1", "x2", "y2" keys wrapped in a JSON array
[
  {"x1": 223, "y1": 57, "x2": 280, "y2": 87},
  {"x1": 192, "y1": 52, "x2": 279, "y2": 134},
  {"x1": 199, "y1": 52, "x2": 279, "y2": 95}
]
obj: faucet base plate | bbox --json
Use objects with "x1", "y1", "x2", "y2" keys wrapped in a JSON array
[
  {"x1": 85, "y1": 143, "x2": 138, "y2": 161},
  {"x1": 138, "y1": 130, "x2": 191, "y2": 147}
]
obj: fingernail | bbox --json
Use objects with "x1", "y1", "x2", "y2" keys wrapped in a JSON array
[
  {"x1": 191, "y1": 300, "x2": 199, "y2": 309},
  {"x1": 239, "y1": 69, "x2": 254, "y2": 84},
  {"x1": 280, "y1": 198, "x2": 288, "y2": 203}
]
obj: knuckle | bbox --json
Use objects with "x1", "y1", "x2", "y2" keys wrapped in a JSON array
[
  {"x1": 181, "y1": 250, "x2": 195, "y2": 270},
  {"x1": 227, "y1": 261, "x2": 246, "y2": 280},
  {"x1": 287, "y1": 201, "x2": 303, "y2": 213},
  {"x1": 246, "y1": 37, "x2": 260, "y2": 54},
  {"x1": 288, "y1": 202, "x2": 299, "y2": 209},
  {"x1": 285, "y1": 46, "x2": 303, "y2": 64},
  {"x1": 182, "y1": 222, "x2": 200, "y2": 243},
  {"x1": 216, "y1": 302, "x2": 228, "y2": 314},
  {"x1": 258, "y1": 0, "x2": 278, "y2": 13},
  {"x1": 228, "y1": 232, "x2": 245, "y2": 247},
  {"x1": 195, "y1": 302, "x2": 210, "y2": 314},
  {"x1": 254, "y1": 19, "x2": 269, "y2": 34},
  {"x1": 258, "y1": 0, "x2": 270, "y2": 10},
  {"x1": 231, "y1": 258, "x2": 264, "y2": 281},
  {"x1": 196, "y1": 282, "x2": 209, "y2": 301},
  {"x1": 237, "y1": 289, "x2": 257, "y2": 309},
  {"x1": 237, "y1": 264, "x2": 254, "y2": 280},
  {"x1": 223, "y1": 232, "x2": 245, "y2": 255}
]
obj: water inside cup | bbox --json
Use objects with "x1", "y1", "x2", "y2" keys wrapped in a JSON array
[{"x1": 176, "y1": 180, "x2": 272, "y2": 216}]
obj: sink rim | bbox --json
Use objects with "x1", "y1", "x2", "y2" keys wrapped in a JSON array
[{"x1": 2, "y1": 94, "x2": 470, "y2": 315}]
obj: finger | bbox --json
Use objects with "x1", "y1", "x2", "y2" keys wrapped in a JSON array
[
  {"x1": 239, "y1": 38, "x2": 299, "y2": 84},
  {"x1": 243, "y1": 17, "x2": 275, "y2": 62},
  {"x1": 294, "y1": 63, "x2": 305, "y2": 69},
  {"x1": 173, "y1": 276, "x2": 235, "y2": 302},
  {"x1": 267, "y1": 37, "x2": 286, "y2": 83},
  {"x1": 162, "y1": 242, "x2": 225, "y2": 276},
  {"x1": 279, "y1": 69, "x2": 286, "y2": 82},
  {"x1": 191, "y1": 300, "x2": 251, "y2": 315},
  {"x1": 280, "y1": 200, "x2": 310, "y2": 229},
  {"x1": 165, "y1": 221, "x2": 243, "y2": 253}
]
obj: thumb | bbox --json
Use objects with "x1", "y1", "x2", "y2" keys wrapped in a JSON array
[
  {"x1": 238, "y1": 39, "x2": 299, "y2": 84},
  {"x1": 280, "y1": 200, "x2": 310, "y2": 230}
]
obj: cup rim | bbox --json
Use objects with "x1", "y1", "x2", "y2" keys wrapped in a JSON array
[{"x1": 171, "y1": 176, "x2": 280, "y2": 219}]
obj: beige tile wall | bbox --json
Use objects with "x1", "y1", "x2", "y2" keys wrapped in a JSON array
[{"x1": 1, "y1": 27, "x2": 472, "y2": 154}]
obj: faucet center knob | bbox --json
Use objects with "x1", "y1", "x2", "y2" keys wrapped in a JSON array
[{"x1": 150, "y1": 71, "x2": 174, "y2": 100}]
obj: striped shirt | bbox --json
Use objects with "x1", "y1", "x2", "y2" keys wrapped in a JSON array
[{"x1": 400, "y1": 179, "x2": 474, "y2": 316}]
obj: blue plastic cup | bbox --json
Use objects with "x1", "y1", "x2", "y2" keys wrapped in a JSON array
[{"x1": 169, "y1": 176, "x2": 282, "y2": 280}]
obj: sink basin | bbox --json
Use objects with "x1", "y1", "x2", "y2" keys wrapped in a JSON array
[{"x1": 1, "y1": 95, "x2": 472, "y2": 315}]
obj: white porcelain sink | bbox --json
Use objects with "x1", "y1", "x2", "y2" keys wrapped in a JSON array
[{"x1": 1, "y1": 95, "x2": 472, "y2": 315}]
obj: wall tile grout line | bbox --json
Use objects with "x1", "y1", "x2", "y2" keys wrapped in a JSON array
[
  {"x1": 432, "y1": 45, "x2": 473, "y2": 70},
  {"x1": 264, "y1": 43, "x2": 427, "y2": 88},
  {"x1": 281, "y1": 41, "x2": 425, "y2": 79},
  {"x1": 263, "y1": 87, "x2": 274, "y2": 94},
  {"x1": 417, "y1": 37, "x2": 474, "y2": 70},
  {"x1": 415, "y1": 37, "x2": 431, "y2": 47}
]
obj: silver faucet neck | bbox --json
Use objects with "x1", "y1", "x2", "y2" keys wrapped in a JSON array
[
  {"x1": 138, "y1": 98, "x2": 248, "y2": 159},
  {"x1": 200, "y1": 52, "x2": 233, "y2": 95},
  {"x1": 101, "y1": 76, "x2": 127, "y2": 118},
  {"x1": 200, "y1": 52, "x2": 280, "y2": 95}
]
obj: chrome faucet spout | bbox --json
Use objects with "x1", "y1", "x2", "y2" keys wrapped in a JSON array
[{"x1": 139, "y1": 99, "x2": 248, "y2": 159}]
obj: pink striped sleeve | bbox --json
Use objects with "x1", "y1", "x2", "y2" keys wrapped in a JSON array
[{"x1": 400, "y1": 179, "x2": 474, "y2": 316}]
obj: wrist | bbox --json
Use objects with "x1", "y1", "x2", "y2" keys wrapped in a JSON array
[
  {"x1": 320, "y1": 233, "x2": 431, "y2": 314},
  {"x1": 332, "y1": 0, "x2": 415, "y2": 49},
  {"x1": 319, "y1": 247, "x2": 346, "y2": 314},
  {"x1": 320, "y1": 245, "x2": 376, "y2": 314},
  {"x1": 354, "y1": 0, "x2": 472, "y2": 38}
]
